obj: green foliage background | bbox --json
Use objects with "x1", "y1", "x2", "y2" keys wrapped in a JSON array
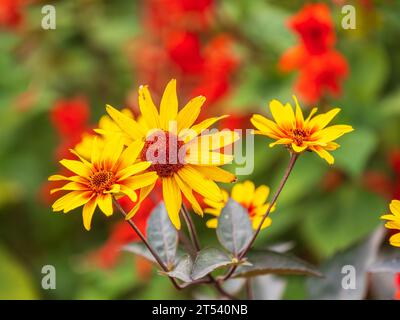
[{"x1": 1, "y1": 0, "x2": 400, "y2": 299}]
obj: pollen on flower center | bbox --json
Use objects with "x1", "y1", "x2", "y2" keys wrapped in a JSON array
[
  {"x1": 89, "y1": 170, "x2": 115, "y2": 193},
  {"x1": 290, "y1": 128, "x2": 308, "y2": 146},
  {"x1": 141, "y1": 130, "x2": 186, "y2": 177}
]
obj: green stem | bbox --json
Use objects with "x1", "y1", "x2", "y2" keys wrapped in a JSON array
[{"x1": 222, "y1": 152, "x2": 299, "y2": 281}]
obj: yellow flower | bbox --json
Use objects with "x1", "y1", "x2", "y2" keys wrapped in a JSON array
[
  {"x1": 104, "y1": 79, "x2": 239, "y2": 229},
  {"x1": 380, "y1": 200, "x2": 400, "y2": 247},
  {"x1": 251, "y1": 96, "x2": 354, "y2": 164},
  {"x1": 205, "y1": 180, "x2": 274, "y2": 230},
  {"x1": 74, "y1": 108, "x2": 135, "y2": 160},
  {"x1": 49, "y1": 136, "x2": 157, "y2": 231}
]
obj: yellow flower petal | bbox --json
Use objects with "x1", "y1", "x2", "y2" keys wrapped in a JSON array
[
  {"x1": 312, "y1": 125, "x2": 354, "y2": 143},
  {"x1": 291, "y1": 143, "x2": 308, "y2": 153},
  {"x1": 97, "y1": 193, "x2": 113, "y2": 216},
  {"x1": 118, "y1": 140, "x2": 145, "y2": 170},
  {"x1": 106, "y1": 104, "x2": 145, "y2": 140},
  {"x1": 241, "y1": 181, "x2": 255, "y2": 207},
  {"x1": 104, "y1": 184, "x2": 121, "y2": 194},
  {"x1": 126, "y1": 182, "x2": 156, "y2": 219},
  {"x1": 293, "y1": 95, "x2": 304, "y2": 127},
  {"x1": 120, "y1": 185, "x2": 138, "y2": 202},
  {"x1": 191, "y1": 165, "x2": 236, "y2": 183},
  {"x1": 177, "y1": 95, "x2": 206, "y2": 132},
  {"x1": 390, "y1": 200, "x2": 400, "y2": 216},
  {"x1": 162, "y1": 177, "x2": 182, "y2": 229},
  {"x1": 160, "y1": 79, "x2": 178, "y2": 130},
  {"x1": 308, "y1": 108, "x2": 341, "y2": 131},
  {"x1": 389, "y1": 232, "x2": 400, "y2": 247},
  {"x1": 311, "y1": 145, "x2": 334, "y2": 165},
  {"x1": 269, "y1": 99, "x2": 295, "y2": 130},
  {"x1": 52, "y1": 191, "x2": 91, "y2": 212},
  {"x1": 62, "y1": 192, "x2": 93, "y2": 213},
  {"x1": 117, "y1": 161, "x2": 152, "y2": 181},
  {"x1": 269, "y1": 138, "x2": 292, "y2": 147},
  {"x1": 82, "y1": 197, "x2": 97, "y2": 231},
  {"x1": 251, "y1": 114, "x2": 284, "y2": 139},
  {"x1": 123, "y1": 171, "x2": 159, "y2": 190},
  {"x1": 204, "y1": 208, "x2": 222, "y2": 216},
  {"x1": 251, "y1": 215, "x2": 272, "y2": 230},
  {"x1": 59, "y1": 159, "x2": 92, "y2": 177},
  {"x1": 50, "y1": 181, "x2": 88, "y2": 194},
  {"x1": 91, "y1": 136, "x2": 101, "y2": 165},
  {"x1": 179, "y1": 115, "x2": 228, "y2": 142},
  {"x1": 101, "y1": 135, "x2": 125, "y2": 168},
  {"x1": 138, "y1": 85, "x2": 160, "y2": 129},
  {"x1": 177, "y1": 165, "x2": 223, "y2": 202},
  {"x1": 253, "y1": 185, "x2": 270, "y2": 207},
  {"x1": 206, "y1": 218, "x2": 218, "y2": 228},
  {"x1": 69, "y1": 149, "x2": 91, "y2": 166},
  {"x1": 174, "y1": 174, "x2": 203, "y2": 216},
  {"x1": 185, "y1": 150, "x2": 233, "y2": 166},
  {"x1": 189, "y1": 130, "x2": 240, "y2": 151},
  {"x1": 231, "y1": 183, "x2": 245, "y2": 204},
  {"x1": 48, "y1": 174, "x2": 85, "y2": 183}
]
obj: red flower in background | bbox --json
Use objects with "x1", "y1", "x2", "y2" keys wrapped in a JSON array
[
  {"x1": 50, "y1": 97, "x2": 89, "y2": 138},
  {"x1": 295, "y1": 50, "x2": 348, "y2": 104},
  {"x1": 394, "y1": 273, "x2": 400, "y2": 300},
  {"x1": 279, "y1": 3, "x2": 348, "y2": 104},
  {"x1": 288, "y1": 3, "x2": 335, "y2": 55},
  {"x1": 128, "y1": 0, "x2": 238, "y2": 111},
  {"x1": 49, "y1": 97, "x2": 91, "y2": 160},
  {"x1": 145, "y1": 0, "x2": 213, "y2": 33},
  {"x1": 0, "y1": 0, "x2": 26, "y2": 29},
  {"x1": 166, "y1": 31, "x2": 205, "y2": 74}
]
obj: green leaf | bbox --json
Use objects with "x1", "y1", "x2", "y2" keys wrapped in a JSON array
[
  {"x1": 301, "y1": 186, "x2": 385, "y2": 259},
  {"x1": 237, "y1": 1, "x2": 295, "y2": 53},
  {"x1": 272, "y1": 155, "x2": 327, "y2": 209},
  {"x1": 146, "y1": 202, "x2": 178, "y2": 269},
  {"x1": 379, "y1": 87, "x2": 400, "y2": 117},
  {"x1": 233, "y1": 249, "x2": 322, "y2": 278},
  {"x1": 307, "y1": 227, "x2": 384, "y2": 300},
  {"x1": 166, "y1": 254, "x2": 193, "y2": 283},
  {"x1": 191, "y1": 247, "x2": 235, "y2": 281},
  {"x1": 334, "y1": 128, "x2": 378, "y2": 178},
  {"x1": 0, "y1": 244, "x2": 38, "y2": 299},
  {"x1": 217, "y1": 199, "x2": 253, "y2": 256},
  {"x1": 122, "y1": 242, "x2": 156, "y2": 264},
  {"x1": 343, "y1": 41, "x2": 388, "y2": 103}
]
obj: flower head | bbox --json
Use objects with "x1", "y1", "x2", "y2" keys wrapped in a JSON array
[
  {"x1": 251, "y1": 96, "x2": 353, "y2": 165},
  {"x1": 49, "y1": 136, "x2": 157, "y2": 230},
  {"x1": 104, "y1": 79, "x2": 239, "y2": 229},
  {"x1": 381, "y1": 200, "x2": 400, "y2": 247},
  {"x1": 205, "y1": 180, "x2": 274, "y2": 230}
]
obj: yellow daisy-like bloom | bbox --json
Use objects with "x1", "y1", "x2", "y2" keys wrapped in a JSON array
[
  {"x1": 104, "y1": 79, "x2": 239, "y2": 229},
  {"x1": 251, "y1": 96, "x2": 354, "y2": 164},
  {"x1": 49, "y1": 136, "x2": 157, "y2": 230},
  {"x1": 74, "y1": 108, "x2": 135, "y2": 160},
  {"x1": 380, "y1": 200, "x2": 400, "y2": 247},
  {"x1": 205, "y1": 180, "x2": 274, "y2": 230}
]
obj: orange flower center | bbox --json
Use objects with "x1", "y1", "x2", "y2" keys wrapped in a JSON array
[
  {"x1": 141, "y1": 130, "x2": 186, "y2": 177},
  {"x1": 89, "y1": 170, "x2": 115, "y2": 193},
  {"x1": 290, "y1": 128, "x2": 308, "y2": 146}
]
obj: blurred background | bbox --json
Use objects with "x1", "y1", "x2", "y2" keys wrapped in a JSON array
[{"x1": 1, "y1": 0, "x2": 400, "y2": 299}]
